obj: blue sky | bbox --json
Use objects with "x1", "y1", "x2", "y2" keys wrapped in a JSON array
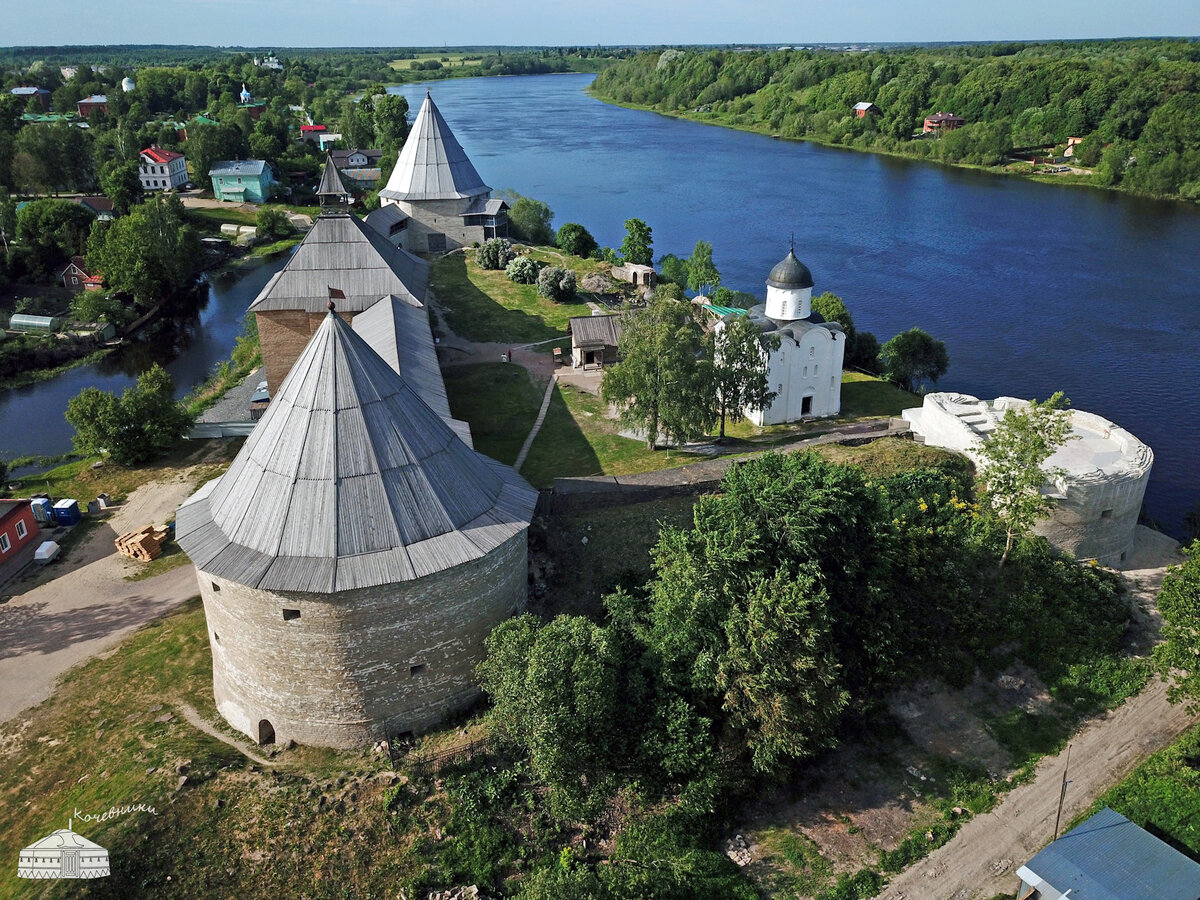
[{"x1": 7, "y1": 0, "x2": 1199, "y2": 47}]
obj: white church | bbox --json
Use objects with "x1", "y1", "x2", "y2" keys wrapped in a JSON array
[{"x1": 718, "y1": 247, "x2": 846, "y2": 425}]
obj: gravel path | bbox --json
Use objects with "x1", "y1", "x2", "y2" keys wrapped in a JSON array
[
  {"x1": 877, "y1": 527, "x2": 1193, "y2": 900},
  {"x1": 0, "y1": 470, "x2": 209, "y2": 728}
]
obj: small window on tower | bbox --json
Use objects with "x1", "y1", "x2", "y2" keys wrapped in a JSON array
[
  {"x1": 282, "y1": 608, "x2": 300, "y2": 621},
  {"x1": 410, "y1": 664, "x2": 426, "y2": 677},
  {"x1": 212, "y1": 581, "x2": 221, "y2": 592},
  {"x1": 814, "y1": 365, "x2": 819, "y2": 376},
  {"x1": 809, "y1": 347, "x2": 815, "y2": 357},
  {"x1": 1100, "y1": 509, "x2": 1114, "y2": 520}
]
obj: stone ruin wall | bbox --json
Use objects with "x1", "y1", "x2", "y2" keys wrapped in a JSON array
[{"x1": 196, "y1": 529, "x2": 528, "y2": 748}]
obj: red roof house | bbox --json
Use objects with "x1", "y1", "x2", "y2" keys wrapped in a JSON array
[{"x1": 56, "y1": 256, "x2": 102, "y2": 293}]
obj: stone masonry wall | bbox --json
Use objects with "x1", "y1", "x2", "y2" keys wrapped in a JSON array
[
  {"x1": 196, "y1": 530, "x2": 528, "y2": 748},
  {"x1": 391, "y1": 198, "x2": 487, "y2": 253}
]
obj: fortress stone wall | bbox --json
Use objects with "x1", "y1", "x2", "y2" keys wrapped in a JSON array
[
  {"x1": 903, "y1": 393, "x2": 1153, "y2": 566},
  {"x1": 197, "y1": 531, "x2": 528, "y2": 748}
]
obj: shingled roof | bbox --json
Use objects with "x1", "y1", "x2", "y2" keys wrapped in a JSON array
[
  {"x1": 379, "y1": 92, "x2": 490, "y2": 202},
  {"x1": 248, "y1": 213, "x2": 428, "y2": 313},
  {"x1": 176, "y1": 311, "x2": 536, "y2": 593}
]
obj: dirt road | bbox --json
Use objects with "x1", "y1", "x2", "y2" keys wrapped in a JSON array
[
  {"x1": 879, "y1": 527, "x2": 1195, "y2": 900},
  {"x1": 0, "y1": 470, "x2": 208, "y2": 727}
]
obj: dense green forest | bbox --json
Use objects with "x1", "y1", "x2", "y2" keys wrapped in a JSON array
[{"x1": 592, "y1": 40, "x2": 1200, "y2": 201}]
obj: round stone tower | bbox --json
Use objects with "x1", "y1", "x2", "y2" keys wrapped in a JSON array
[
  {"x1": 176, "y1": 311, "x2": 536, "y2": 748},
  {"x1": 764, "y1": 247, "x2": 815, "y2": 321}
]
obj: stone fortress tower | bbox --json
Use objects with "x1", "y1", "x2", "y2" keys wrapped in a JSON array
[
  {"x1": 177, "y1": 311, "x2": 536, "y2": 748},
  {"x1": 904, "y1": 394, "x2": 1153, "y2": 566},
  {"x1": 375, "y1": 91, "x2": 509, "y2": 253},
  {"x1": 724, "y1": 246, "x2": 846, "y2": 425},
  {"x1": 177, "y1": 155, "x2": 535, "y2": 749}
]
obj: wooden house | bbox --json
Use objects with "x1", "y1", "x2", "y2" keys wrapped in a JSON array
[
  {"x1": 923, "y1": 111, "x2": 964, "y2": 133},
  {"x1": 569, "y1": 313, "x2": 623, "y2": 369}
]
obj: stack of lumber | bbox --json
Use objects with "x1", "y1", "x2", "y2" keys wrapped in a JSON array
[{"x1": 114, "y1": 525, "x2": 170, "y2": 561}]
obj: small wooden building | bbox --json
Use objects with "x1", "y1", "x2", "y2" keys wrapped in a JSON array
[
  {"x1": 569, "y1": 313, "x2": 623, "y2": 369},
  {"x1": 853, "y1": 101, "x2": 880, "y2": 118}
]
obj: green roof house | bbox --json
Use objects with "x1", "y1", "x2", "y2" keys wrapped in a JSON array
[{"x1": 209, "y1": 159, "x2": 275, "y2": 204}]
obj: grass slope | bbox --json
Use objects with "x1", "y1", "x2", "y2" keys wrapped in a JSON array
[{"x1": 430, "y1": 249, "x2": 604, "y2": 344}]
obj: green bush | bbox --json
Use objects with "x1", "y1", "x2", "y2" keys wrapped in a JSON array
[
  {"x1": 476, "y1": 237, "x2": 516, "y2": 270},
  {"x1": 506, "y1": 255, "x2": 540, "y2": 284},
  {"x1": 556, "y1": 222, "x2": 597, "y2": 258},
  {"x1": 536, "y1": 266, "x2": 576, "y2": 302}
]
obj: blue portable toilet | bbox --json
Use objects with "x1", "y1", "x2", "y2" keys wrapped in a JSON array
[
  {"x1": 30, "y1": 497, "x2": 53, "y2": 525},
  {"x1": 52, "y1": 498, "x2": 82, "y2": 526}
]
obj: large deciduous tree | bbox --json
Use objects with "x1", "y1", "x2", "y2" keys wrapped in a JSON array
[
  {"x1": 620, "y1": 217, "x2": 653, "y2": 266},
  {"x1": 15, "y1": 199, "x2": 96, "y2": 276},
  {"x1": 86, "y1": 194, "x2": 202, "y2": 308},
  {"x1": 555, "y1": 222, "x2": 597, "y2": 258},
  {"x1": 685, "y1": 239, "x2": 720, "y2": 296},
  {"x1": 602, "y1": 294, "x2": 714, "y2": 449},
  {"x1": 508, "y1": 194, "x2": 554, "y2": 245},
  {"x1": 478, "y1": 614, "x2": 632, "y2": 816},
  {"x1": 712, "y1": 314, "x2": 779, "y2": 438},
  {"x1": 65, "y1": 363, "x2": 193, "y2": 466},
  {"x1": 186, "y1": 123, "x2": 247, "y2": 191},
  {"x1": 878, "y1": 326, "x2": 948, "y2": 392},
  {"x1": 99, "y1": 159, "x2": 143, "y2": 216},
  {"x1": 977, "y1": 392, "x2": 1075, "y2": 567},
  {"x1": 1153, "y1": 542, "x2": 1200, "y2": 710}
]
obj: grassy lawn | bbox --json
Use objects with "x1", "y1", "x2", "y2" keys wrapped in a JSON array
[
  {"x1": 521, "y1": 381, "x2": 705, "y2": 488},
  {"x1": 430, "y1": 249, "x2": 603, "y2": 344},
  {"x1": 0, "y1": 599, "x2": 440, "y2": 900},
  {"x1": 840, "y1": 371, "x2": 918, "y2": 419},
  {"x1": 443, "y1": 362, "x2": 544, "y2": 466}
]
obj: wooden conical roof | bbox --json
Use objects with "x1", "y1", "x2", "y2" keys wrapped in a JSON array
[
  {"x1": 379, "y1": 92, "x2": 490, "y2": 202},
  {"x1": 177, "y1": 311, "x2": 535, "y2": 593}
]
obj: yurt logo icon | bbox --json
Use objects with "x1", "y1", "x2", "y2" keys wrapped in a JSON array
[{"x1": 17, "y1": 820, "x2": 109, "y2": 879}]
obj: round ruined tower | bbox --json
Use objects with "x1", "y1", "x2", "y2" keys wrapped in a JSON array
[{"x1": 176, "y1": 311, "x2": 536, "y2": 748}]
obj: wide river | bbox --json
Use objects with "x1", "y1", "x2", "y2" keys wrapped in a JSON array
[
  {"x1": 2, "y1": 72, "x2": 1196, "y2": 536},
  {"x1": 391, "y1": 74, "x2": 1200, "y2": 536}
]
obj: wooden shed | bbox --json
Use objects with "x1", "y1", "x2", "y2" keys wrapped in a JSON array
[{"x1": 569, "y1": 313, "x2": 623, "y2": 369}]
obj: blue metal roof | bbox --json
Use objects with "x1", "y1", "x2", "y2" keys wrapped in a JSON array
[
  {"x1": 1018, "y1": 808, "x2": 1200, "y2": 900},
  {"x1": 209, "y1": 159, "x2": 269, "y2": 177}
]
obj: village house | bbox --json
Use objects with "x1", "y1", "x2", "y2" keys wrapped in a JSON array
[
  {"x1": 76, "y1": 94, "x2": 108, "y2": 118},
  {"x1": 56, "y1": 256, "x2": 102, "y2": 293},
  {"x1": 569, "y1": 313, "x2": 623, "y2": 369},
  {"x1": 329, "y1": 148, "x2": 384, "y2": 190},
  {"x1": 299, "y1": 124, "x2": 328, "y2": 145},
  {"x1": 0, "y1": 500, "x2": 40, "y2": 585},
  {"x1": 1063, "y1": 136, "x2": 1084, "y2": 158},
  {"x1": 139, "y1": 146, "x2": 188, "y2": 191},
  {"x1": 10, "y1": 86, "x2": 51, "y2": 110},
  {"x1": 923, "y1": 111, "x2": 965, "y2": 133},
  {"x1": 852, "y1": 101, "x2": 880, "y2": 118},
  {"x1": 378, "y1": 91, "x2": 509, "y2": 252},
  {"x1": 208, "y1": 159, "x2": 275, "y2": 203},
  {"x1": 74, "y1": 196, "x2": 115, "y2": 221}
]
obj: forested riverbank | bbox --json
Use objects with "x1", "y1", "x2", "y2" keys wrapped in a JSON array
[{"x1": 591, "y1": 40, "x2": 1200, "y2": 202}]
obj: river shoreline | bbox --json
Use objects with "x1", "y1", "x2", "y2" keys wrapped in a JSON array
[{"x1": 585, "y1": 88, "x2": 1200, "y2": 208}]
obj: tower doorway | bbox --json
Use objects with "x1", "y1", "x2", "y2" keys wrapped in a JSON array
[{"x1": 258, "y1": 719, "x2": 276, "y2": 745}]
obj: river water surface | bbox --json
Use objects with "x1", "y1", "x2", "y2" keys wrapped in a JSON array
[
  {"x1": 3, "y1": 73, "x2": 1196, "y2": 535},
  {"x1": 393, "y1": 74, "x2": 1200, "y2": 535}
]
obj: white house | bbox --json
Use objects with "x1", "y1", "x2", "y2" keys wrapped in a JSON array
[
  {"x1": 718, "y1": 247, "x2": 845, "y2": 425},
  {"x1": 139, "y1": 146, "x2": 188, "y2": 191}
]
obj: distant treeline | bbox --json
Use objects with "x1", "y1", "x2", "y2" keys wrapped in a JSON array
[{"x1": 592, "y1": 39, "x2": 1200, "y2": 201}]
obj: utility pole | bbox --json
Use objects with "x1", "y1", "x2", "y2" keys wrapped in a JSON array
[{"x1": 1053, "y1": 743, "x2": 1073, "y2": 841}]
